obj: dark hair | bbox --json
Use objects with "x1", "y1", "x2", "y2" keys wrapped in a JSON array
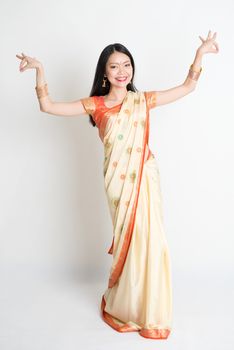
[{"x1": 88, "y1": 43, "x2": 138, "y2": 127}]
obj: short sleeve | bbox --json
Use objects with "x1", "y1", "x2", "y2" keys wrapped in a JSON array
[
  {"x1": 80, "y1": 96, "x2": 96, "y2": 116},
  {"x1": 144, "y1": 91, "x2": 157, "y2": 110}
]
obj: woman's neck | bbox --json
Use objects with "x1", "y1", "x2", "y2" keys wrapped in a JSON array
[{"x1": 105, "y1": 87, "x2": 128, "y2": 101}]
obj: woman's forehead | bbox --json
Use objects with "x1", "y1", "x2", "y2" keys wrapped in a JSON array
[{"x1": 107, "y1": 52, "x2": 130, "y2": 64}]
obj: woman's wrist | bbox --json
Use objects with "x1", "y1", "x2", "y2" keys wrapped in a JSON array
[
  {"x1": 196, "y1": 48, "x2": 204, "y2": 58},
  {"x1": 189, "y1": 49, "x2": 203, "y2": 74},
  {"x1": 36, "y1": 64, "x2": 46, "y2": 88},
  {"x1": 36, "y1": 63, "x2": 43, "y2": 72}
]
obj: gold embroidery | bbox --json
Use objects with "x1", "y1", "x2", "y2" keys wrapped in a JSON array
[
  {"x1": 112, "y1": 197, "x2": 120, "y2": 208},
  {"x1": 144, "y1": 91, "x2": 157, "y2": 109},
  {"x1": 129, "y1": 170, "x2": 136, "y2": 182},
  {"x1": 123, "y1": 109, "x2": 131, "y2": 116},
  {"x1": 126, "y1": 147, "x2": 132, "y2": 154},
  {"x1": 80, "y1": 96, "x2": 95, "y2": 115},
  {"x1": 104, "y1": 140, "x2": 111, "y2": 148}
]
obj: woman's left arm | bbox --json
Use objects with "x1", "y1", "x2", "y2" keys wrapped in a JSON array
[{"x1": 155, "y1": 30, "x2": 219, "y2": 107}]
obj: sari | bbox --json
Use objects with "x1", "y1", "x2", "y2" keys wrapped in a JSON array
[{"x1": 81, "y1": 90, "x2": 173, "y2": 339}]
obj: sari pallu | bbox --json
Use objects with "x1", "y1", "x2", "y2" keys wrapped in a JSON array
[
  {"x1": 103, "y1": 91, "x2": 149, "y2": 288},
  {"x1": 81, "y1": 90, "x2": 173, "y2": 339}
]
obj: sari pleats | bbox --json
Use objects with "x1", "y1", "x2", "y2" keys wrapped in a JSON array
[{"x1": 101, "y1": 154, "x2": 172, "y2": 339}]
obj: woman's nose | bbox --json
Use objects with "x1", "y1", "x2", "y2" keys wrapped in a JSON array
[{"x1": 118, "y1": 66, "x2": 125, "y2": 74}]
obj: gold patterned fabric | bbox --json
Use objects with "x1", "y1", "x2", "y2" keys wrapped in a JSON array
[{"x1": 81, "y1": 91, "x2": 173, "y2": 339}]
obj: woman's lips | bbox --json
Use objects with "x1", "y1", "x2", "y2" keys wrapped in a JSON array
[{"x1": 116, "y1": 77, "x2": 127, "y2": 82}]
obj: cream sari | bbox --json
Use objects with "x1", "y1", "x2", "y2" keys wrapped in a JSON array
[{"x1": 81, "y1": 90, "x2": 173, "y2": 339}]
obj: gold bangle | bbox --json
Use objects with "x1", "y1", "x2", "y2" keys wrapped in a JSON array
[
  {"x1": 190, "y1": 64, "x2": 202, "y2": 73},
  {"x1": 35, "y1": 83, "x2": 49, "y2": 99},
  {"x1": 188, "y1": 64, "x2": 202, "y2": 81}
]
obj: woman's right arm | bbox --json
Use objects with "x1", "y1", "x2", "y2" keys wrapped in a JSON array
[{"x1": 16, "y1": 53, "x2": 87, "y2": 117}]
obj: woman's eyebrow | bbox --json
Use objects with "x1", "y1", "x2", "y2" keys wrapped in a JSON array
[{"x1": 109, "y1": 60, "x2": 130, "y2": 64}]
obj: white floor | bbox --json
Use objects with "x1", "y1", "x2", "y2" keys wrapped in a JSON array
[{"x1": 0, "y1": 264, "x2": 233, "y2": 350}]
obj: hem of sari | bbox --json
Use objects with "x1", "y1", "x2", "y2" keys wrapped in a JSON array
[{"x1": 100, "y1": 295, "x2": 171, "y2": 340}]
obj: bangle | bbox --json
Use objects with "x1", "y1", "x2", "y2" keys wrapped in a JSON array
[
  {"x1": 190, "y1": 64, "x2": 202, "y2": 73},
  {"x1": 35, "y1": 83, "x2": 49, "y2": 99},
  {"x1": 188, "y1": 64, "x2": 202, "y2": 81}
]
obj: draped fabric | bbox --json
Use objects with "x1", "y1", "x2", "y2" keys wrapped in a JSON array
[{"x1": 81, "y1": 90, "x2": 173, "y2": 339}]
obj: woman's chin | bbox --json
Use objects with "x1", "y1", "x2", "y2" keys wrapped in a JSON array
[{"x1": 112, "y1": 81, "x2": 129, "y2": 88}]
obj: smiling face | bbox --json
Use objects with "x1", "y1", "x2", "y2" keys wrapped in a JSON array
[{"x1": 105, "y1": 51, "x2": 133, "y2": 89}]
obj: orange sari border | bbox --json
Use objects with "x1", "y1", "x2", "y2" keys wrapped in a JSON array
[{"x1": 100, "y1": 295, "x2": 171, "y2": 340}]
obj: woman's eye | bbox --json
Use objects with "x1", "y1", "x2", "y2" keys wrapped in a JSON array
[{"x1": 110, "y1": 64, "x2": 130, "y2": 69}]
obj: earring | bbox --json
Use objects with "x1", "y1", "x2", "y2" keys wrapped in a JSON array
[{"x1": 102, "y1": 76, "x2": 108, "y2": 88}]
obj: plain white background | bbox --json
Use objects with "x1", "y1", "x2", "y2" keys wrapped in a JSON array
[{"x1": 0, "y1": 0, "x2": 234, "y2": 349}]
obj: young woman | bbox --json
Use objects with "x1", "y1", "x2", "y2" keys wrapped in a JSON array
[{"x1": 16, "y1": 30, "x2": 219, "y2": 339}]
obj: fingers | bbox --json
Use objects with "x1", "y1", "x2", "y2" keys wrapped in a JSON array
[
  {"x1": 20, "y1": 57, "x2": 26, "y2": 69},
  {"x1": 16, "y1": 52, "x2": 34, "y2": 72},
  {"x1": 16, "y1": 52, "x2": 27, "y2": 60},
  {"x1": 207, "y1": 30, "x2": 215, "y2": 40},
  {"x1": 213, "y1": 41, "x2": 219, "y2": 52},
  {"x1": 210, "y1": 31, "x2": 219, "y2": 52},
  {"x1": 199, "y1": 31, "x2": 218, "y2": 45},
  {"x1": 16, "y1": 54, "x2": 24, "y2": 60},
  {"x1": 200, "y1": 30, "x2": 217, "y2": 42},
  {"x1": 16, "y1": 52, "x2": 39, "y2": 72},
  {"x1": 20, "y1": 57, "x2": 28, "y2": 71},
  {"x1": 16, "y1": 53, "x2": 26, "y2": 61},
  {"x1": 207, "y1": 30, "x2": 217, "y2": 41},
  {"x1": 207, "y1": 30, "x2": 212, "y2": 39},
  {"x1": 16, "y1": 52, "x2": 28, "y2": 71},
  {"x1": 213, "y1": 32, "x2": 217, "y2": 39}
]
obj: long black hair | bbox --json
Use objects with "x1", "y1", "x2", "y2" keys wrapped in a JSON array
[{"x1": 88, "y1": 43, "x2": 138, "y2": 127}]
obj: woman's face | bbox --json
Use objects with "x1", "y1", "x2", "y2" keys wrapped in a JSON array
[{"x1": 105, "y1": 51, "x2": 133, "y2": 88}]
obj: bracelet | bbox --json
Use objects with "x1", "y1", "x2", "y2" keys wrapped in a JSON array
[
  {"x1": 35, "y1": 83, "x2": 49, "y2": 99},
  {"x1": 188, "y1": 64, "x2": 202, "y2": 81}
]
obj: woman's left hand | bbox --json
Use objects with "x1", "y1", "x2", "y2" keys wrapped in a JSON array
[{"x1": 197, "y1": 30, "x2": 219, "y2": 55}]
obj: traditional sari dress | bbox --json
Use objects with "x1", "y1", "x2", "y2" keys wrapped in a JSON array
[{"x1": 80, "y1": 90, "x2": 173, "y2": 339}]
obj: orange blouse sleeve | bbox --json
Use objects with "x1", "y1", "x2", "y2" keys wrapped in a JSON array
[
  {"x1": 80, "y1": 96, "x2": 96, "y2": 116},
  {"x1": 144, "y1": 91, "x2": 157, "y2": 110}
]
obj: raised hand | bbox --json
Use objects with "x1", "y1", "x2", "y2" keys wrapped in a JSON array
[
  {"x1": 16, "y1": 52, "x2": 42, "y2": 72},
  {"x1": 198, "y1": 30, "x2": 219, "y2": 55}
]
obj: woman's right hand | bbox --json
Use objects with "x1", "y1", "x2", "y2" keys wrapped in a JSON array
[{"x1": 16, "y1": 52, "x2": 43, "y2": 72}]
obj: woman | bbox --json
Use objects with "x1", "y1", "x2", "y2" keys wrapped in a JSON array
[{"x1": 16, "y1": 30, "x2": 219, "y2": 339}]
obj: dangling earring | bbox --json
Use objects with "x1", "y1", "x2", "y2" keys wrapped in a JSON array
[{"x1": 102, "y1": 76, "x2": 108, "y2": 88}]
